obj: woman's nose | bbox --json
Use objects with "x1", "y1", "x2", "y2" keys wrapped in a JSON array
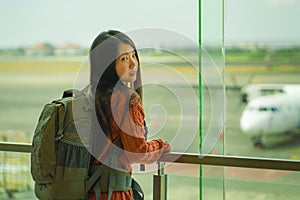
[{"x1": 129, "y1": 57, "x2": 137, "y2": 68}]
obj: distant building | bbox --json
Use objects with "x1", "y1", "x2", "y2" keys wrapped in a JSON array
[
  {"x1": 54, "y1": 43, "x2": 84, "y2": 56},
  {"x1": 25, "y1": 43, "x2": 54, "y2": 56},
  {"x1": 24, "y1": 43, "x2": 85, "y2": 56}
]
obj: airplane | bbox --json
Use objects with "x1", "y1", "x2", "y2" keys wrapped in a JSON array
[
  {"x1": 240, "y1": 83, "x2": 285, "y2": 103},
  {"x1": 240, "y1": 84, "x2": 300, "y2": 148}
]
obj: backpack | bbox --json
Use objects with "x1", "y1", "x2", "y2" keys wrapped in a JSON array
[{"x1": 31, "y1": 88, "x2": 144, "y2": 200}]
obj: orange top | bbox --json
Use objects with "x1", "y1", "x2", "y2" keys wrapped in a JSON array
[{"x1": 89, "y1": 87, "x2": 169, "y2": 200}]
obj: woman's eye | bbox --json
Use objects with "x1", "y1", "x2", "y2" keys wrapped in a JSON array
[{"x1": 121, "y1": 56, "x2": 128, "y2": 61}]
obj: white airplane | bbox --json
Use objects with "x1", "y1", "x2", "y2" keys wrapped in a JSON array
[
  {"x1": 240, "y1": 83, "x2": 286, "y2": 103},
  {"x1": 240, "y1": 84, "x2": 300, "y2": 148}
]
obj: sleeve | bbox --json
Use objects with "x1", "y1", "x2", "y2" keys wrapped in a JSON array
[{"x1": 111, "y1": 91, "x2": 168, "y2": 164}]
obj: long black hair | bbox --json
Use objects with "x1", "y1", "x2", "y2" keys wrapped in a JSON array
[{"x1": 89, "y1": 30, "x2": 142, "y2": 136}]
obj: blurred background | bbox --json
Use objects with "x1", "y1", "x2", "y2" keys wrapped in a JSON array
[{"x1": 0, "y1": 0, "x2": 300, "y2": 199}]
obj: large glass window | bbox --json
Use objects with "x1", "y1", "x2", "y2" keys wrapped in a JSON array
[
  {"x1": 0, "y1": 0, "x2": 199, "y2": 199},
  {"x1": 1, "y1": 0, "x2": 300, "y2": 199},
  {"x1": 223, "y1": 0, "x2": 300, "y2": 199}
]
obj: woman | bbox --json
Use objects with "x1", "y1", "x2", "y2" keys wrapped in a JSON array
[{"x1": 88, "y1": 30, "x2": 171, "y2": 200}]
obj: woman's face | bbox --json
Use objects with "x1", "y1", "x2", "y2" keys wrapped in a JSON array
[{"x1": 115, "y1": 42, "x2": 139, "y2": 83}]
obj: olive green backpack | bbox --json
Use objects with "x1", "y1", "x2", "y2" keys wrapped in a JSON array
[{"x1": 31, "y1": 88, "x2": 144, "y2": 200}]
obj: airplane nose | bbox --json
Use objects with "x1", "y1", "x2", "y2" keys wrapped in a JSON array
[
  {"x1": 240, "y1": 111, "x2": 267, "y2": 135},
  {"x1": 240, "y1": 115, "x2": 255, "y2": 134}
]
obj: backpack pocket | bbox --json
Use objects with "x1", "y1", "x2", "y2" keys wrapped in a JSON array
[
  {"x1": 53, "y1": 141, "x2": 90, "y2": 199},
  {"x1": 31, "y1": 103, "x2": 58, "y2": 183}
]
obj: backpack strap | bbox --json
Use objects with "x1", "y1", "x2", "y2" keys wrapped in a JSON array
[
  {"x1": 53, "y1": 101, "x2": 67, "y2": 141},
  {"x1": 90, "y1": 165, "x2": 133, "y2": 200},
  {"x1": 107, "y1": 149, "x2": 119, "y2": 200},
  {"x1": 89, "y1": 165, "x2": 105, "y2": 200},
  {"x1": 93, "y1": 184, "x2": 101, "y2": 200},
  {"x1": 86, "y1": 164, "x2": 105, "y2": 191},
  {"x1": 53, "y1": 88, "x2": 85, "y2": 141},
  {"x1": 108, "y1": 167, "x2": 116, "y2": 200}
]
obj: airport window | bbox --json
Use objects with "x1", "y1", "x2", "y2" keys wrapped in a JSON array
[
  {"x1": 1, "y1": 0, "x2": 200, "y2": 199},
  {"x1": 1, "y1": 0, "x2": 300, "y2": 200},
  {"x1": 223, "y1": 0, "x2": 300, "y2": 199}
]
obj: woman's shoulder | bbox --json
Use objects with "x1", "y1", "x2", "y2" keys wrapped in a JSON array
[
  {"x1": 111, "y1": 85, "x2": 144, "y2": 125},
  {"x1": 113, "y1": 86, "x2": 144, "y2": 125},
  {"x1": 112, "y1": 85, "x2": 141, "y2": 106}
]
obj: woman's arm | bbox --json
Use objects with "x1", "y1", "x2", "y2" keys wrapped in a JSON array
[{"x1": 111, "y1": 91, "x2": 170, "y2": 164}]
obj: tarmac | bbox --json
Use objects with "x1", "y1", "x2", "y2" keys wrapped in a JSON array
[{"x1": 1, "y1": 70, "x2": 300, "y2": 200}]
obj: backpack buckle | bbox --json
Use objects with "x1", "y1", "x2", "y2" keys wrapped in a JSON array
[{"x1": 55, "y1": 133, "x2": 64, "y2": 141}]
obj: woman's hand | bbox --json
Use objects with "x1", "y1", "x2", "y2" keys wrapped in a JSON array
[{"x1": 163, "y1": 142, "x2": 171, "y2": 153}]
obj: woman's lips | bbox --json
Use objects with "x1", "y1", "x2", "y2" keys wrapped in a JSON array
[{"x1": 129, "y1": 71, "x2": 137, "y2": 76}]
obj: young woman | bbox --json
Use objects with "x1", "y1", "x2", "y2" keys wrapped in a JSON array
[{"x1": 88, "y1": 30, "x2": 171, "y2": 200}]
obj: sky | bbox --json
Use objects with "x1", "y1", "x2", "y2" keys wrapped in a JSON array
[
  {"x1": 0, "y1": 0, "x2": 299, "y2": 48},
  {"x1": 224, "y1": 0, "x2": 300, "y2": 46}
]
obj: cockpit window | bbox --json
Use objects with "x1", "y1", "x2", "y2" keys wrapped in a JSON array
[
  {"x1": 247, "y1": 106, "x2": 279, "y2": 112},
  {"x1": 258, "y1": 106, "x2": 279, "y2": 112},
  {"x1": 270, "y1": 107, "x2": 278, "y2": 112},
  {"x1": 258, "y1": 107, "x2": 268, "y2": 111}
]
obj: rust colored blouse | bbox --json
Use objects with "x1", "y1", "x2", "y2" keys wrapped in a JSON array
[{"x1": 89, "y1": 87, "x2": 168, "y2": 200}]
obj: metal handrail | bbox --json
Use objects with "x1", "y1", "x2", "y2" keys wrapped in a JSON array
[
  {"x1": 160, "y1": 152, "x2": 300, "y2": 171},
  {"x1": 0, "y1": 142, "x2": 32, "y2": 153},
  {"x1": 1, "y1": 142, "x2": 300, "y2": 171}
]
